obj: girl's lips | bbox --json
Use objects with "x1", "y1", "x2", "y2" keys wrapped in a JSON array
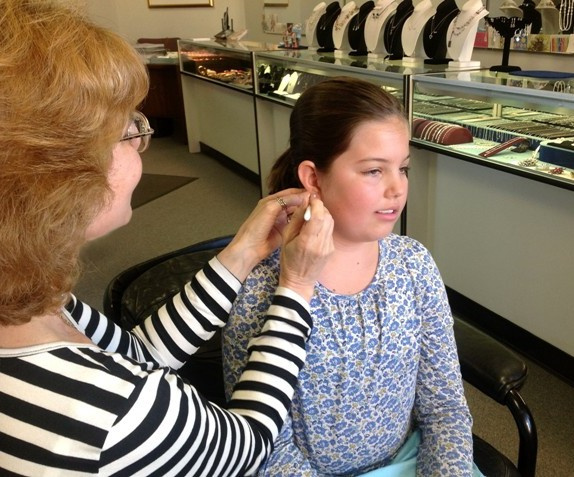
[{"x1": 376, "y1": 207, "x2": 402, "y2": 220}]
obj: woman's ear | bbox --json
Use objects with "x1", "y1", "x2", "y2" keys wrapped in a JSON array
[{"x1": 298, "y1": 160, "x2": 321, "y2": 195}]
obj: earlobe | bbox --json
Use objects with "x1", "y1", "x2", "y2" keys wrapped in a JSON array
[{"x1": 298, "y1": 160, "x2": 321, "y2": 195}]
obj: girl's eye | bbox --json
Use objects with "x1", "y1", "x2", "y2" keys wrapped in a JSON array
[
  {"x1": 400, "y1": 166, "x2": 411, "y2": 176},
  {"x1": 364, "y1": 169, "x2": 381, "y2": 176}
]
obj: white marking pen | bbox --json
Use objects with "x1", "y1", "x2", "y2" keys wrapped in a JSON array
[{"x1": 304, "y1": 205, "x2": 312, "y2": 221}]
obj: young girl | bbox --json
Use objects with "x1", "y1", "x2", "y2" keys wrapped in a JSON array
[{"x1": 223, "y1": 77, "x2": 484, "y2": 476}]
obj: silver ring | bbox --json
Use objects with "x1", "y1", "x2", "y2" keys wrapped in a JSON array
[{"x1": 276, "y1": 197, "x2": 288, "y2": 212}]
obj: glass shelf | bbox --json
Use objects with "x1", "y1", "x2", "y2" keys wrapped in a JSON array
[
  {"x1": 178, "y1": 39, "x2": 280, "y2": 92},
  {"x1": 411, "y1": 70, "x2": 574, "y2": 189}
]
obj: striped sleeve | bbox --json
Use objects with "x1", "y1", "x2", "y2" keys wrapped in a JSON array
[
  {"x1": 99, "y1": 288, "x2": 312, "y2": 476},
  {"x1": 63, "y1": 258, "x2": 314, "y2": 475},
  {"x1": 68, "y1": 257, "x2": 242, "y2": 368}
]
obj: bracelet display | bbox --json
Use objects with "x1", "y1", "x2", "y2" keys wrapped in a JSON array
[{"x1": 413, "y1": 118, "x2": 473, "y2": 145}]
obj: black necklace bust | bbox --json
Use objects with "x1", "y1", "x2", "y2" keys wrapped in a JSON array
[
  {"x1": 422, "y1": 0, "x2": 459, "y2": 63},
  {"x1": 383, "y1": 0, "x2": 414, "y2": 59},
  {"x1": 520, "y1": 0, "x2": 542, "y2": 33},
  {"x1": 348, "y1": 1, "x2": 376, "y2": 56},
  {"x1": 316, "y1": 2, "x2": 342, "y2": 52}
]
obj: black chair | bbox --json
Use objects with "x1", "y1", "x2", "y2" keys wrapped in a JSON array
[
  {"x1": 103, "y1": 235, "x2": 233, "y2": 407},
  {"x1": 103, "y1": 236, "x2": 537, "y2": 476}
]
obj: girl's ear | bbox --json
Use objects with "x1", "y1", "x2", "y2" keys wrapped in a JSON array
[{"x1": 298, "y1": 160, "x2": 321, "y2": 195}]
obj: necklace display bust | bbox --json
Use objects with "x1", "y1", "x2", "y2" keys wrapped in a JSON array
[
  {"x1": 537, "y1": 0, "x2": 559, "y2": 34},
  {"x1": 500, "y1": 0, "x2": 524, "y2": 17},
  {"x1": 423, "y1": 0, "x2": 459, "y2": 62},
  {"x1": 333, "y1": 1, "x2": 359, "y2": 50},
  {"x1": 316, "y1": 1, "x2": 342, "y2": 52},
  {"x1": 401, "y1": 0, "x2": 436, "y2": 59},
  {"x1": 520, "y1": 0, "x2": 542, "y2": 33},
  {"x1": 446, "y1": 0, "x2": 487, "y2": 64},
  {"x1": 365, "y1": 0, "x2": 399, "y2": 55},
  {"x1": 349, "y1": 1, "x2": 376, "y2": 55},
  {"x1": 383, "y1": 0, "x2": 415, "y2": 59}
]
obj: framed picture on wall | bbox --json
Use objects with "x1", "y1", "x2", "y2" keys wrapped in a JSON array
[
  {"x1": 148, "y1": 0, "x2": 214, "y2": 7},
  {"x1": 264, "y1": 1, "x2": 288, "y2": 5}
]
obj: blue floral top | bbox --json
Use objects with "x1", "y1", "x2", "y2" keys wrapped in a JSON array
[{"x1": 223, "y1": 234, "x2": 474, "y2": 476}]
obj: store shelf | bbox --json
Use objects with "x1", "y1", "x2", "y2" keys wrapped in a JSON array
[{"x1": 179, "y1": 39, "x2": 280, "y2": 93}]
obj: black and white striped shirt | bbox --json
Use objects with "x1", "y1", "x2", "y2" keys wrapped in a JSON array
[{"x1": 0, "y1": 258, "x2": 312, "y2": 476}]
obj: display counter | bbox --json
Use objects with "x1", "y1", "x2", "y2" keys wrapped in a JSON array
[
  {"x1": 407, "y1": 70, "x2": 574, "y2": 370},
  {"x1": 178, "y1": 39, "x2": 279, "y2": 180},
  {"x1": 411, "y1": 69, "x2": 574, "y2": 191}
]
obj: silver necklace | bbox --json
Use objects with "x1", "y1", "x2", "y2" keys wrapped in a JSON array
[
  {"x1": 448, "y1": 6, "x2": 486, "y2": 47},
  {"x1": 427, "y1": 9, "x2": 459, "y2": 39},
  {"x1": 371, "y1": 1, "x2": 397, "y2": 20}
]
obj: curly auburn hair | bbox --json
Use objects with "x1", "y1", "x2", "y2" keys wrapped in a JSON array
[
  {"x1": 267, "y1": 77, "x2": 407, "y2": 194},
  {"x1": 0, "y1": 0, "x2": 149, "y2": 325}
]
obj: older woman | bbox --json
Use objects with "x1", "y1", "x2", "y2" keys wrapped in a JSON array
[{"x1": 0, "y1": 1, "x2": 333, "y2": 476}]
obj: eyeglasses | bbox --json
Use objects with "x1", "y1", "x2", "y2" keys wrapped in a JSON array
[{"x1": 120, "y1": 111, "x2": 154, "y2": 153}]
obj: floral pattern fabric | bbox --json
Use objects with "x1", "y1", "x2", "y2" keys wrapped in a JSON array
[{"x1": 223, "y1": 234, "x2": 474, "y2": 476}]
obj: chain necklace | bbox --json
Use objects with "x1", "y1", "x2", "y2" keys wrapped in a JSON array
[
  {"x1": 319, "y1": 7, "x2": 342, "y2": 30},
  {"x1": 371, "y1": 0, "x2": 397, "y2": 20},
  {"x1": 387, "y1": 8, "x2": 413, "y2": 36},
  {"x1": 406, "y1": 6, "x2": 434, "y2": 31},
  {"x1": 427, "y1": 8, "x2": 459, "y2": 39},
  {"x1": 352, "y1": 8, "x2": 374, "y2": 31},
  {"x1": 448, "y1": 6, "x2": 486, "y2": 47},
  {"x1": 335, "y1": 5, "x2": 359, "y2": 31}
]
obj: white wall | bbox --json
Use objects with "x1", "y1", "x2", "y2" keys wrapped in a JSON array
[{"x1": 85, "y1": 0, "x2": 246, "y2": 43}]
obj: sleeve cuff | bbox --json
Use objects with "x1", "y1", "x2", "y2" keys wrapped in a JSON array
[
  {"x1": 274, "y1": 286, "x2": 311, "y2": 313},
  {"x1": 210, "y1": 256, "x2": 242, "y2": 292}
]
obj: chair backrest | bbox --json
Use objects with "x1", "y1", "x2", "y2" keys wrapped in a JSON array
[
  {"x1": 102, "y1": 235, "x2": 233, "y2": 407},
  {"x1": 103, "y1": 235, "x2": 233, "y2": 327}
]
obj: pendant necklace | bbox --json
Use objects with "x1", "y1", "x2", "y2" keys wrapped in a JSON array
[
  {"x1": 319, "y1": 8, "x2": 342, "y2": 30},
  {"x1": 448, "y1": 6, "x2": 486, "y2": 47},
  {"x1": 372, "y1": 1, "x2": 397, "y2": 20},
  {"x1": 427, "y1": 9, "x2": 459, "y2": 38}
]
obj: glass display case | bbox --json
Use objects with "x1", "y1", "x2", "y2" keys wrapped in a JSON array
[
  {"x1": 178, "y1": 39, "x2": 280, "y2": 92},
  {"x1": 253, "y1": 49, "x2": 459, "y2": 107},
  {"x1": 411, "y1": 70, "x2": 574, "y2": 190}
]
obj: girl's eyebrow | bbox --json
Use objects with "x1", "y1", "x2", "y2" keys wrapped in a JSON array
[{"x1": 358, "y1": 156, "x2": 411, "y2": 164}]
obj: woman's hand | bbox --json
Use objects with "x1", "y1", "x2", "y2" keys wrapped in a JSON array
[
  {"x1": 278, "y1": 195, "x2": 334, "y2": 302},
  {"x1": 217, "y1": 189, "x2": 309, "y2": 281}
]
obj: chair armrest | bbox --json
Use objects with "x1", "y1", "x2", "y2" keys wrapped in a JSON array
[
  {"x1": 454, "y1": 318, "x2": 538, "y2": 476},
  {"x1": 453, "y1": 318, "x2": 527, "y2": 404}
]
